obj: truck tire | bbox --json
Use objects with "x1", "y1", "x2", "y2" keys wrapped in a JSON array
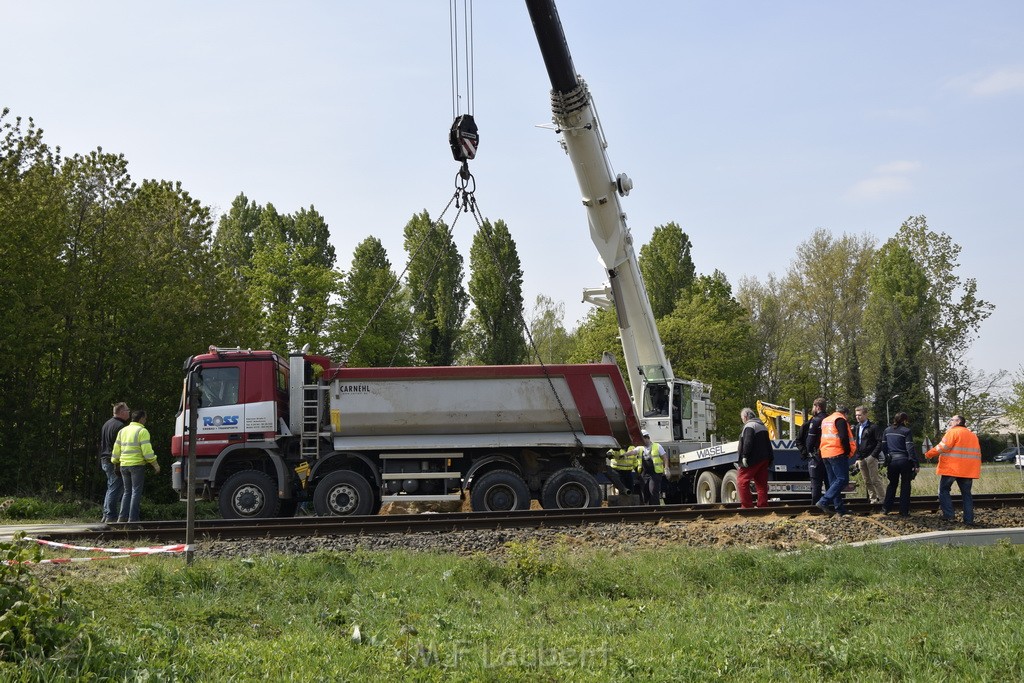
[
  {"x1": 313, "y1": 470, "x2": 374, "y2": 516},
  {"x1": 695, "y1": 471, "x2": 722, "y2": 505},
  {"x1": 219, "y1": 470, "x2": 281, "y2": 519},
  {"x1": 470, "y1": 470, "x2": 531, "y2": 512},
  {"x1": 541, "y1": 468, "x2": 601, "y2": 509},
  {"x1": 720, "y1": 470, "x2": 740, "y2": 504}
]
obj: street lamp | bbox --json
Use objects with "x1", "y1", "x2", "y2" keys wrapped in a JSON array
[{"x1": 886, "y1": 394, "x2": 901, "y2": 426}]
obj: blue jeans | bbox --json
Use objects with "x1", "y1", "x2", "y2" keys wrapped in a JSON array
[
  {"x1": 819, "y1": 455, "x2": 850, "y2": 513},
  {"x1": 118, "y1": 465, "x2": 146, "y2": 522},
  {"x1": 939, "y1": 475, "x2": 974, "y2": 523},
  {"x1": 100, "y1": 456, "x2": 123, "y2": 521}
]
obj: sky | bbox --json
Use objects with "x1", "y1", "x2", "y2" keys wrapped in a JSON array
[{"x1": 3, "y1": 0, "x2": 1022, "y2": 382}]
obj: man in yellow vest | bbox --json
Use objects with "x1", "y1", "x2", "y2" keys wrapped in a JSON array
[
  {"x1": 112, "y1": 409, "x2": 161, "y2": 523},
  {"x1": 628, "y1": 430, "x2": 669, "y2": 506},
  {"x1": 815, "y1": 405, "x2": 854, "y2": 516},
  {"x1": 607, "y1": 447, "x2": 637, "y2": 496},
  {"x1": 925, "y1": 414, "x2": 982, "y2": 524}
]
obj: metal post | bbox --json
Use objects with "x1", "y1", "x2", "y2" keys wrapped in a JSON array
[
  {"x1": 886, "y1": 393, "x2": 900, "y2": 426},
  {"x1": 788, "y1": 398, "x2": 797, "y2": 440},
  {"x1": 186, "y1": 368, "x2": 201, "y2": 565}
]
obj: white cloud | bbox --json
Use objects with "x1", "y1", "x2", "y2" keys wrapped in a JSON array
[
  {"x1": 948, "y1": 66, "x2": 1024, "y2": 96},
  {"x1": 846, "y1": 160, "x2": 920, "y2": 201}
]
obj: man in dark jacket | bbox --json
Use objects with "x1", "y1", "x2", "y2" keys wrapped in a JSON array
[
  {"x1": 737, "y1": 407, "x2": 775, "y2": 508},
  {"x1": 99, "y1": 402, "x2": 129, "y2": 523},
  {"x1": 850, "y1": 405, "x2": 885, "y2": 504},
  {"x1": 796, "y1": 398, "x2": 829, "y2": 505}
]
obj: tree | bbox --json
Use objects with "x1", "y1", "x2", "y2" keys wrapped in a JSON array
[
  {"x1": 527, "y1": 295, "x2": 572, "y2": 364},
  {"x1": 568, "y1": 307, "x2": 622, "y2": 371},
  {"x1": 896, "y1": 216, "x2": 994, "y2": 437},
  {"x1": 661, "y1": 271, "x2": 758, "y2": 439},
  {"x1": 736, "y1": 273, "x2": 812, "y2": 405},
  {"x1": 785, "y1": 229, "x2": 875, "y2": 403},
  {"x1": 403, "y1": 211, "x2": 468, "y2": 366},
  {"x1": 332, "y1": 237, "x2": 411, "y2": 367},
  {"x1": 0, "y1": 109, "x2": 248, "y2": 496},
  {"x1": 1003, "y1": 367, "x2": 1024, "y2": 442},
  {"x1": 247, "y1": 203, "x2": 339, "y2": 354},
  {"x1": 463, "y1": 219, "x2": 527, "y2": 365},
  {"x1": 213, "y1": 193, "x2": 260, "y2": 286},
  {"x1": 843, "y1": 344, "x2": 864, "y2": 408},
  {"x1": 638, "y1": 222, "x2": 695, "y2": 318}
]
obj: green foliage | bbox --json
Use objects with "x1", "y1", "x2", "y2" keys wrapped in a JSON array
[
  {"x1": 897, "y1": 216, "x2": 994, "y2": 436},
  {"x1": 0, "y1": 535, "x2": 124, "y2": 678},
  {"x1": 332, "y1": 236, "x2": 411, "y2": 366},
  {"x1": 662, "y1": 271, "x2": 758, "y2": 438},
  {"x1": 1004, "y1": 367, "x2": 1024, "y2": 435},
  {"x1": 246, "y1": 202, "x2": 339, "y2": 354},
  {"x1": 0, "y1": 111, "x2": 251, "y2": 498},
  {"x1": 736, "y1": 274, "x2": 816, "y2": 409},
  {"x1": 567, "y1": 307, "x2": 620, "y2": 367},
  {"x1": 785, "y1": 229, "x2": 876, "y2": 403},
  {"x1": 403, "y1": 211, "x2": 468, "y2": 366},
  {"x1": 463, "y1": 219, "x2": 527, "y2": 365},
  {"x1": 526, "y1": 294, "x2": 573, "y2": 364},
  {"x1": 638, "y1": 222, "x2": 695, "y2": 318}
]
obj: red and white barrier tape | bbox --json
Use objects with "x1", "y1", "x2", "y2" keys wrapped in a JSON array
[
  {"x1": 26, "y1": 537, "x2": 190, "y2": 555},
  {"x1": 2, "y1": 537, "x2": 191, "y2": 565}
]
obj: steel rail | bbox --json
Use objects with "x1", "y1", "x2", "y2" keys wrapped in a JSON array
[{"x1": 34, "y1": 493, "x2": 1024, "y2": 544}]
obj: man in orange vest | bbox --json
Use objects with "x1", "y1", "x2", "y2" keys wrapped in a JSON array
[
  {"x1": 925, "y1": 414, "x2": 982, "y2": 524},
  {"x1": 815, "y1": 404, "x2": 854, "y2": 516}
]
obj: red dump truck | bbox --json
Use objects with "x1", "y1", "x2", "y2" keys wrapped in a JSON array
[{"x1": 171, "y1": 346, "x2": 641, "y2": 517}]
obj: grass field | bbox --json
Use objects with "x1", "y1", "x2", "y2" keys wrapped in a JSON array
[{"x1": 5, "y1": 535, "x2": 1024, "y2": 681}]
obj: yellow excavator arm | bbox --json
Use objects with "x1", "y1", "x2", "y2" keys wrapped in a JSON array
[{"x1": 755, "y1": 400, "x2": 805, "y2": 441}]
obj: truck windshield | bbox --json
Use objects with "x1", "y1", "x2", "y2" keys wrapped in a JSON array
[{"x1": 200, "y1": 367, "x2": 240, "y2": 408}]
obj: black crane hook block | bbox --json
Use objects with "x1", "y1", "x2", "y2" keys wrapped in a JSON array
[{"x1": 449, "y1": 114, "x2": 479, "y2": 162}]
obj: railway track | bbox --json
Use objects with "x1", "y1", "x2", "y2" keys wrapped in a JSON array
[{"x1": 35, "y1": 493, "x2": 1024, "y2": 544}]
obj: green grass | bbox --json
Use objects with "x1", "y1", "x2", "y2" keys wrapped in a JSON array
[
  {"x1": 0, "y1": 496, "x2": 219, "y2": 524},
  {"x1": 7, "y1": 539, "x2": 1024, "y2": 681}
]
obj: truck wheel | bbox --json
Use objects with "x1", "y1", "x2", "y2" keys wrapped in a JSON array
[
  {"x1": 541, "y1": 468, "x2": 601, "y2": 509},
  {"x1": 695, "y1": 471, "x2": 722, "y2": 504},
  {"x1": 313, "y1": 470, "x2": 374, "y2": 516},
  {"x1": 219, "y1": 470, "x2": 280, "y2": 519},
  {"x1": 720, "y1": 470, "x2": 740, "y2": 504},
  {"x1": 470, "y1": 470, "x2": 531, "y2": 512}
]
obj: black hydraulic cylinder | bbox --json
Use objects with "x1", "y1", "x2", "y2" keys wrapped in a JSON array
[{"x1": 525, "y1": 0, "x2": 579, "y2": 95}]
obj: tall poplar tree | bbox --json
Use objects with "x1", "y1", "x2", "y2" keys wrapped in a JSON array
[
  {"x1": 638, "y1": 222, "x2": 695, "y2": 319},
  {"x1": 896, "y1": 216, "x2": 994, "y2": 437},
  {"x1": 333, "y1": 237, "x2": 411, "y2": 367},
  {"x1": 403, "y1": 210, "x2": 467, "y2": 366},
  {"x1": 464, "y1": 219, "x2": 527, "y2": 365}
]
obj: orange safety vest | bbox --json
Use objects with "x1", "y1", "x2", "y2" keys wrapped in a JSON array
[
  {"x1": 926, "y1": 426, "x2": 981, "y2": 479},
  {"x1": 820, "y1": 412, "x2": 854, "y2": 458}
]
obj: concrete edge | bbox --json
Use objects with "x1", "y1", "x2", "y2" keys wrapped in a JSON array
[{"x1": 850, "y1": 527, "x2": 1024, "y2": 547}]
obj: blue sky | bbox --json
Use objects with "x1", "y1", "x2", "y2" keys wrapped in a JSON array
[{"x1": 3, "y1": 1, "x2": 1022, "y2": 382}]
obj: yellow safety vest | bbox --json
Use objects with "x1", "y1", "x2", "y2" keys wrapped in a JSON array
[
  {"x1": 610, "y1": 448, "x2": 637, "y2": 471},
  {"x1": 112, "y1": 422, "x2": 156, "y2": 467},
  {"x1": 635, "y1": 442, "x2": 665, "y2": 474}
]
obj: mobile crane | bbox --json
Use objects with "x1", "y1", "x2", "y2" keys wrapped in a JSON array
[{"x1": 527, "y1": 0, "x2": 813, "y2": 502}]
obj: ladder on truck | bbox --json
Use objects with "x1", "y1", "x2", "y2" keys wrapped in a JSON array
[{"x1": 300, "y1": 385, "x2": 324, "y2": 460}]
